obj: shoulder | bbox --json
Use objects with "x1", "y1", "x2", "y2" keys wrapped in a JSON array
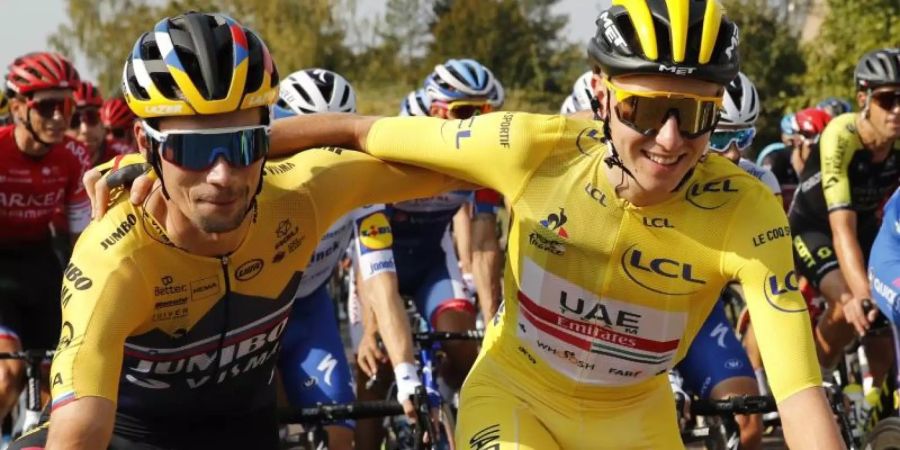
[
  {"x1": 821, "y1": 113, "x2": 860, "y2": 149},
  {"x1": 682, "y1": 155, "x2": 776, "y2": 212},
  {"x1": 75, "y1": 198, "x2": 147, "y2": 260},
  {"x1": 738, "y1": 159, "x2": 781, "y2": 195}
]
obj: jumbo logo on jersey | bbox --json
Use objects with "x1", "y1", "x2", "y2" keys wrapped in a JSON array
[
  {"x1": 358, "y1": 212, "x2": 393, "y2": 252},
  {"x1": 685, "y1": 178, "x2": 739, "y2": 210},
  {"x1": 762, "y1": 270, "x2": 805, "y2": 313},
  {"x1": 621, "y1": 245, "x2": 706, "y2": 296}
]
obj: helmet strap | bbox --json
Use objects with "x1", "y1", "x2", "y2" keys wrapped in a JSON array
[
  {"x1": 147, "y1": 143, "x2": 171, "y2": 200},
  {"x1": 23, "y1": 107, "x2": 53, "y2": 148},
  {"x1": 601, "y1": 96, "x2": 635, "y2": 180},
  {"x1": 863, "y1": 89, "x2": 873, "y2": 120}
]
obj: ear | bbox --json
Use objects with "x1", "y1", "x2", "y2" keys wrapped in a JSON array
[
  {"x1": 133, "y1": 121, "x2": 151, "y2": 158},
  {"x1": 856, "y1": 91, "x2": 867, "y2": 110}
]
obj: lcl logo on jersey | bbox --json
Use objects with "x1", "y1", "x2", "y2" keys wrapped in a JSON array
[
  {"x1": 762, "y1": 270, "x2": 805, "y2": 313},
  {"x1": 685, "y1": 178, "x2": 739, "y2": 210},
  {"x1": 621, "y1": 244, "x2": 706, "y2": 295}
]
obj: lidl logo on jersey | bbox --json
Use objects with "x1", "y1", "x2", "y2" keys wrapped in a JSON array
[
  {"x1": 539, "y1": 208, "x2": 569, "y2": 238},
  {"x1": 685, "y1": 178, "x2": 739, "y2": 210},
  {"x1": 762, "y1": 270, "x2": 805, "y2": 313},
  {"x1": 358, "y1": 212, "x2": 393, "y2": 253},
  {"x1": 621, "y1": 244, "x2": 707, "y2": 296}
]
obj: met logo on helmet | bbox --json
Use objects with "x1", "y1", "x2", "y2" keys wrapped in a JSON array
[
  {"x1": 724, "y1": 26, "x2": 740, "y2": 59},
  {"x1": 658, "y1": 65, "x2": 697, "y2": 76},
  {"x1": 599, "y1": 11, "x2": 627, "y2": 49}
]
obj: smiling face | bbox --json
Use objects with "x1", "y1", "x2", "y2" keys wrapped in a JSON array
[
  {"x1": 136, "y1": 108, "x2": 265, "y2": 234},
  {"x1": 599, "y1": 74, "x2": 722, "y2": 203}
]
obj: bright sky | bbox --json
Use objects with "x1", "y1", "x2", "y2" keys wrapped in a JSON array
[{"x1": 1, "y1": 0, "x2": 610, "y2": 81}]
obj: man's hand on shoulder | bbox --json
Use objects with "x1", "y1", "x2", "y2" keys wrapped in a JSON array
[{"x1": 84, "y1": 154, "x2": 156, "y2": 219}]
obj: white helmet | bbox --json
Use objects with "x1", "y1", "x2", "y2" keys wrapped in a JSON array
[
  {"x1": 275, "y1": 68, "x2": 356, "y2": 117},
  {"x1": 719, "y1": 72, "x2": 759, "y2": 128},
  {"x1": 400, "y1": 89, "x2": 431, "y2": 117},
  {"x1": 487, "y1": 78, "x2": 505, "y2": 109},
  {"x1": 560, "y1": 95, "x2": 580, "y2": 114},
  {"x1": 425, "y1": 58, "x2": 496, "y2": 102},
  {"x1": 572, "y1": 71, "x2": 596, "y2": 111}
]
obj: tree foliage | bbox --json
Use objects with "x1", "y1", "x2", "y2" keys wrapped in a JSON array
[
  {"x1": 721, "y1": 0, "x2": 807, "y2": 147},
  {"x1": 49, "y1": 0, "x2": 350, "y2": 95},
  {"x1": 795, "y1": 0, "x2": 900, "y2": 108},
  {"x1": 48, "y1": 0, "x2": 898, "y2": 120}
]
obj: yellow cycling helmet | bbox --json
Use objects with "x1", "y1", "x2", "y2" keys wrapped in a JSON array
[
  {"x1": 123, "y1": 11, "x2": 279, "y2": 118},
  {"x1": 588, "y1": 0, "x2": 740, "y2": 85}
]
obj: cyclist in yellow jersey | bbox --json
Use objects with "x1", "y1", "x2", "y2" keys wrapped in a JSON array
[
  {"x1": 259, "y1": 1, "x2": 844, "y2": 448},
  {"x1": 16, "y1": 12, "x2": 470, "y2": 450}
]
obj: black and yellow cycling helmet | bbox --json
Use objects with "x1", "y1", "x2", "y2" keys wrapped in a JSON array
[
  {"x1": 588, "y1": 0, "x2": 740, "y2": 85},
  {"x1": 123, "y1": 11, "x2": 279, "y2": 118}
]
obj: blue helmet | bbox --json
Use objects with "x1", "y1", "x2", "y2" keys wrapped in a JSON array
[
  {"x1": 816, "y1": 97, "x2": 852, "y2": 117},
  {"x1": 424, "y1": 58, "x2": 496, "y2": 102},
  {"x1": 780, "y1": 113, "x2": 797, "y2": 136},
  {"x1": 400, "y1": 89, "x2": 431, "y2": 117}
]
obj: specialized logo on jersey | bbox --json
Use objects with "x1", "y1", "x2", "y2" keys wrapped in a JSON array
[
  {"x1": 762, "y1": 270, "x2": 805, "y2": 313},
  {"x1": 516, "y1": 259, "x2": 685, "y2": 385},
  {"x1": 621, "y1": 245, "x2": 706, "y2": 296},
  {"x1": 685, "y1": 178, "x2": 739, "y2": 210},
  {"x1": 358, "y1": 212, "x2": 393, "y2": 252}
]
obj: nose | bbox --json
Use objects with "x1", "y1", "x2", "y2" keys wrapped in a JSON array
[
  {"x1": 655, "y1": 114, "x2": 684, "y2": 151},
  {"x1": 205, "y1": 157, "x2": 235, "y2": 186}
]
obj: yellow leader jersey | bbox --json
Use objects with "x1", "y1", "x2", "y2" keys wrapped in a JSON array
[{"x1": 366, "y1": 112, "x2": 820, "y2": 403}]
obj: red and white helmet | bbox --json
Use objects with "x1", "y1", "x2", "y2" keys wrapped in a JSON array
[
  {"x1": 6, "y1": 52, "x2": 80, "y2": 95},
  {"x1": 794, "y1": 108, "x2": 832, "y2": 141},
  {"x1": 100, "y1": 97, "x2": 136, "y2": 129},
  {"x1": 74, "y1": 81, "x2": 103, "y2": 108}
]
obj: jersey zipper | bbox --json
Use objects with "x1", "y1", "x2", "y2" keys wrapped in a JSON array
[{"x1": 212, "y1": 255, "x2": 232, "y2": 388}]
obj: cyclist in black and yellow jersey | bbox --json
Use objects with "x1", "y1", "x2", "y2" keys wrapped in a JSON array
[
  {"x1": 11, "y1": 11, "x2": 470, "y2": 450},
  {"x1": 789, "y1": 48, "x2": 900, "y2": 380},
  {"x1": 260, "y1": 1, "x2": 843, "y2": 448}
]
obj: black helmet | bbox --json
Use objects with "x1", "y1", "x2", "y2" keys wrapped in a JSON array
[
  {"x1": 587, "y1": 0, "x2": 740, "y2": 85},
  {"x1": 855, "y1": 48, "x2": 900, "y2": 91}
]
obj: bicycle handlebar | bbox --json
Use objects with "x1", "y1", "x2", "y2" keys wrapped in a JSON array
[
  {"x1": 690, "y1": 395, "x2": 777, "y2": 416},
  {"x1": 0, "y1": 350, "x2": 54, "y2": 361},
  {"x1": 412, "y1": 330, "x2": 484, "y2": 343},
  {"x1": 278, "y1": 400, "x2": 404, "y2": 423}
]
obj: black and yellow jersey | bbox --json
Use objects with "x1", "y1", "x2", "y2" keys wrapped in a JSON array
[
  {"x1": 791, "y1": 112, "x2": 900, "y2": 226},
  {"x1": 365, "y1": 112, "x2": 820, "y2": 404},
  {"x1": 50, "y1": 148, "x2": 464, "y2": 437}
]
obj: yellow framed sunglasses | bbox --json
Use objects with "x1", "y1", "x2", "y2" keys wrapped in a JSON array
[
  {"x1": 433, "y1": 99, "x2": 493, "y2": 119},
  {"x1": 604, "y1": 79, "x2": 723, "y2": 138}
]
